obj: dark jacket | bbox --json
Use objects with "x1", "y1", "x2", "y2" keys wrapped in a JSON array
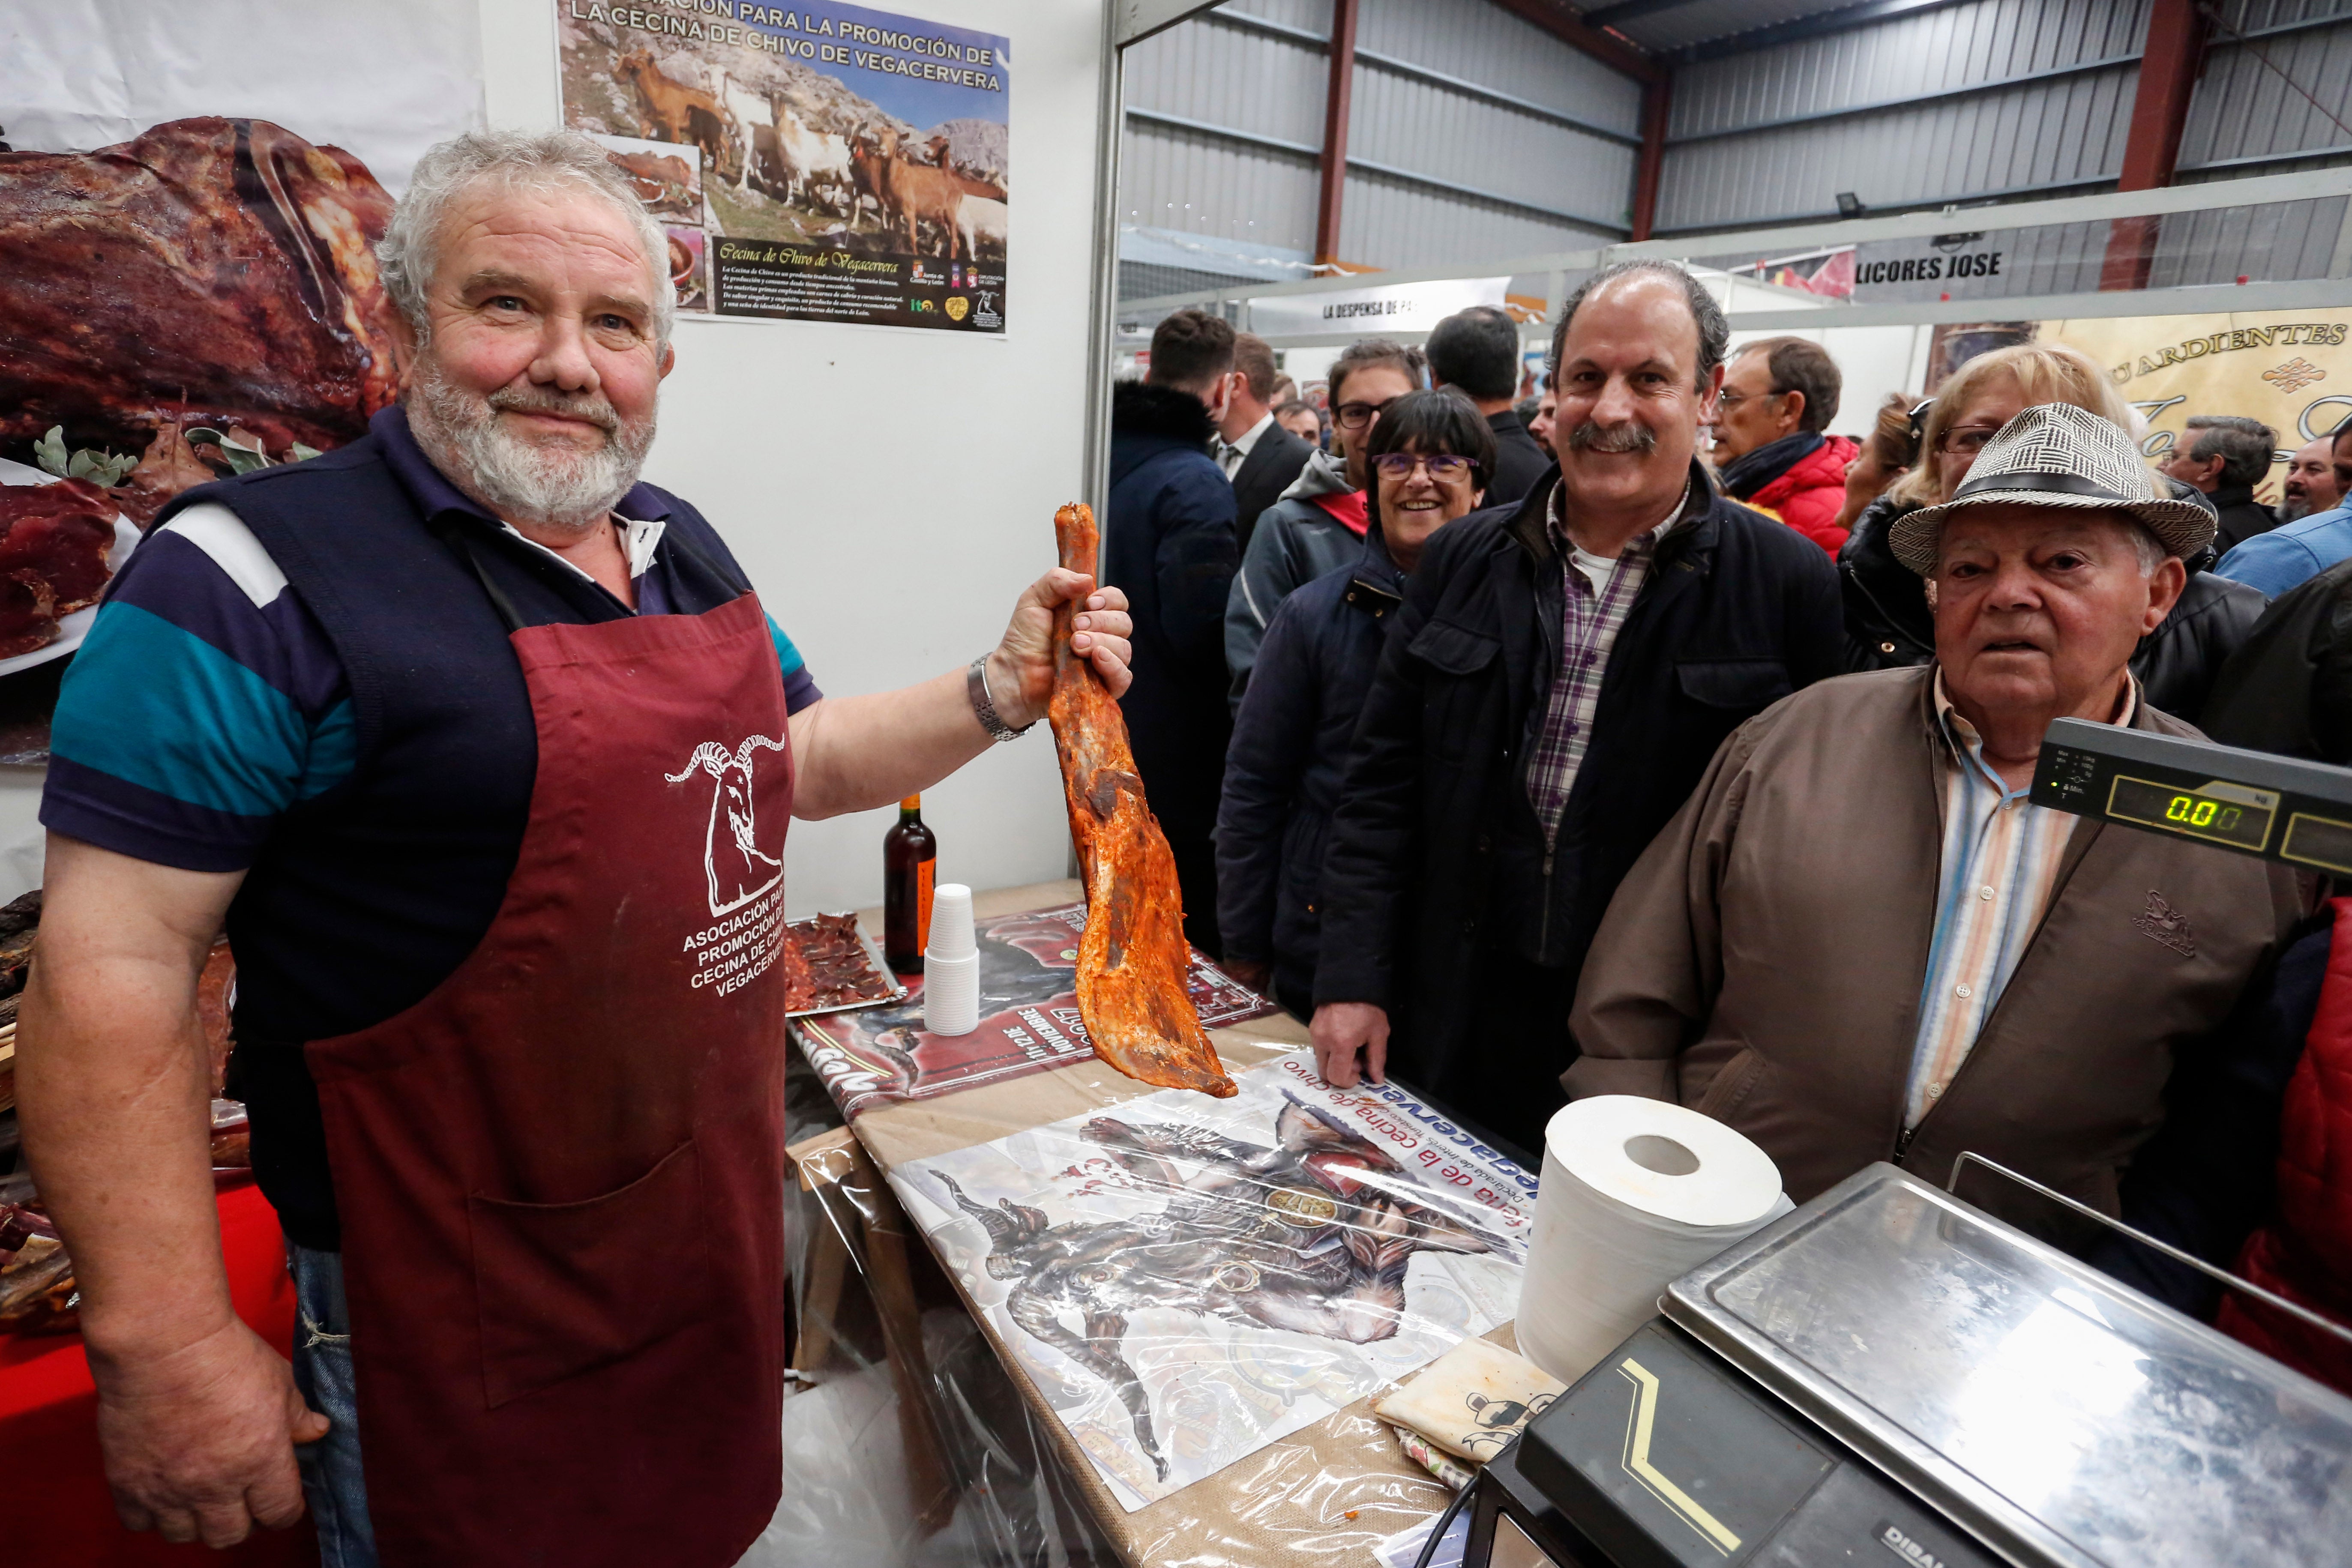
[
  {"x1": 1313, "y1": 462, "x2": 1845, "y2": 1097},
  {"x1": 1838, "y1": 492, "x2": 2271, "y2": 724},
  {"x1": 2213, "y1": 482, "x2": 2281, "y2": 554},
  {"x1": 1482, "y1": 409, "x2": 1550, "y2": 509},
  {"x1": 1230, "y1": 418, "x2": 1315, "y2": 557},
  {"x1": 2202, "y1": 554, "x2": 2352, "y2": 761},
  {"x1": 1225, "y1": 448, "x2": 1363, "y2": 706},
  {"x1": 1106, "y1": 381, "x2": 1239, "y2": 919},
  {"x1": 1217, "y1": 529, "x2": 1407, "y2": 1017}
]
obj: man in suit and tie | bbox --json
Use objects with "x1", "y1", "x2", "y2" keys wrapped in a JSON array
[{"x1": 1218, "y1": 333, "x2": 1316, "y2": 556}]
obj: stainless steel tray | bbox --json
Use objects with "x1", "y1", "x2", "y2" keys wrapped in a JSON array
[
  {"x1": 1662, "y1": 1162, "x2": 2352, "y2": 1568},
  {"x1": 783, "y1": 911, "x2": 910, "y2": 1019}
]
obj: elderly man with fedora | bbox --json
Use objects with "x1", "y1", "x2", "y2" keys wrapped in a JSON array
[
  {"x1": 17, "y1": 129, "x2": 1134, "y2": 1566},
  {"x1": 1566, "y1": 403, "x2": 2299, "y2": 1211}
]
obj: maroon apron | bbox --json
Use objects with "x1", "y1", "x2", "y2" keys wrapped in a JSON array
[{"x1": 306, "y1": 590, "x2": 791, "y2": 1566}]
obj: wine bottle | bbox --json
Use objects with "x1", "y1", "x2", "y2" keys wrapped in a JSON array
[{"x1": 883, "y1": 794, "x2": 938, "y2": 973}]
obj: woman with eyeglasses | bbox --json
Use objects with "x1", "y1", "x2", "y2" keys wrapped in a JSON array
[
  {"x1": 1217, "y1": 389, "x2": 1496, "y2": 1018},
  {"x1": 1837, "y1": 342, "x2": 2266, "y2": 722},
  {"x1": 1225, "y1": 338, "x2": 1426, "y2": 706}
]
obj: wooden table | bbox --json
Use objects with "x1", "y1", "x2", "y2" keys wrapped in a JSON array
[{"x1": 812, "y1": 879, "x2": 1480, "y2": 1568}]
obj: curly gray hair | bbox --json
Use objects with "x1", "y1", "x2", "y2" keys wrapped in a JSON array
[{"x1": 377, "y1": 129, "x2": 676, "y2": 348}]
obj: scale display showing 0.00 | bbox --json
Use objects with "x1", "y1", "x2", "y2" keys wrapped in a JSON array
[{"x1": 2107, "y1": 775, "x2": 2274, "y2": 852}]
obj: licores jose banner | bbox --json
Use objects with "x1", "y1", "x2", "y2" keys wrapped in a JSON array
[{"x1": 2040, "y1": 312, "x2": 2352, "y2": 475}]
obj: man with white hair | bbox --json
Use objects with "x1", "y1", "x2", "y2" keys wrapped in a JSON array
[
  {"x1": 16, "y1": 130, "x2": 1135, "y2": 1566},
  {"x1": 1567, "y1": 403, "x2": 2297, "y2": 1212}
]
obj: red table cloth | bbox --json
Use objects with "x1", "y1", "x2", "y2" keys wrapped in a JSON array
[{"x1": 3, "y1": 1182, "x2": 318, "y2": 1564}]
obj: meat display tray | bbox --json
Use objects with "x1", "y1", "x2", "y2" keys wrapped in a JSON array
[{"x1": 784, "y1": 911, "x2": 909, "y2": 1019}]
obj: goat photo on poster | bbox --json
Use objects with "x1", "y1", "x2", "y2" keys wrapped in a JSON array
[{"x1": 557, "y1": 0, "x2": 1009, "y2": 332}]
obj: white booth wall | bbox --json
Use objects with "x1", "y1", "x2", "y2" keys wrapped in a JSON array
[{"x1": 0, "y1": 0, "x2": 1109, "y2": 916}]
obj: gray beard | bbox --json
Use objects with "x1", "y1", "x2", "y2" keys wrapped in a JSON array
[
  {"x1": 406, "y1": 358, "x2": 657, "y2": 532},
  {"x1": 2279, "y1": 498, "x2": 2313, "y2": 524}
]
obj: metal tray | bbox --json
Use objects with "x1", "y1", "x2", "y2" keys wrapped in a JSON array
[
  {"x1": 1661, "y1": 1162, "x2": 2352, "y2": 1568},
  {"x1": 783, "y1": 910, "x2": 910, "y2": 1019}
]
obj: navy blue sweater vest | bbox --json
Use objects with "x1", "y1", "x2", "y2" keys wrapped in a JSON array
[{"x1": 150, "y1": 425, "x2": 758, "y2": 1247}]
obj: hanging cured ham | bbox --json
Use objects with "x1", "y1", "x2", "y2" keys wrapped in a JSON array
[
  {"x1": 0, "y1": 118, "x2": 401, "y2": 521},
  {"x1": 1048, "y1": 503, "x2": 1236, "y2": 1098}
]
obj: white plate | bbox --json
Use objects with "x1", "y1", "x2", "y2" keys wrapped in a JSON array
[{"x1": 0, "y1": 455, "x2": 145, "y2": 677}]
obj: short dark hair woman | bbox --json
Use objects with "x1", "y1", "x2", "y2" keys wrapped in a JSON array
[{"x1": 1217, "y1": 389, "x2": 1495, "y2": 1015}]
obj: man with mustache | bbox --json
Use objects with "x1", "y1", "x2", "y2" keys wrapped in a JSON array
[
  {"x1": 17, "y1": 131, "x2": 1134, "y2": 1568},
  {"x1": 1306, "y1": 260, "x2": 1843, "y2": 1156}
]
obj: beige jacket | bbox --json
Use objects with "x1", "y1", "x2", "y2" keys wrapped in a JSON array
[{"x1": 1564, "y1": 665, "x2": 2300, "y2": 1212}]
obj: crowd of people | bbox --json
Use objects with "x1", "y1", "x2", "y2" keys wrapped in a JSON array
[{"x1": 1106, "y1": 263, "x2": 2352, "y2": 1394}]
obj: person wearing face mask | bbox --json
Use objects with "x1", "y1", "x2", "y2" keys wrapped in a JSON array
[
  {"x1": 1841, "y1": 343, "x2": 2266, "y2": 723},
  {"x1": 1224, "y1": 338, "x2": 1426, "y2": 706},
  {"x1": 1307, "y1": 261, "x2": 1843, "y2": 1156},
  {"x1": 1106, "y1": 308, "x2": 1244, "y2": 954},
  {"x1": 1217, "y1": 390, "x2": 1495, "y2": 1018}
]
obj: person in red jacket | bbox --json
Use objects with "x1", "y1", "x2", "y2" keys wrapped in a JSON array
[
  {"x1": 1711, "y1": 335, "x2": 1858, "y2": 556},
  {"x1": 2218, "y1": 896, "x2": 2352, "y2": 1393}
]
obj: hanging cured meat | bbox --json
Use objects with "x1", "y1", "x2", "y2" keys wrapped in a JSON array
[
  {"x1": 0, "y1": 117, "x2": 401, "y2": 521},
  {"x1": 1048, "y1": 503, "x2": 1236, "y2": 1098}
]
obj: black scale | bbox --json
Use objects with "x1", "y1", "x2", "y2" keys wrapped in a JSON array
[
  {"x1": 2028, "y1": 716, "x2": 2352, "y2": 874},
  {"x1": 1461, "y1": 1164, "x2": 2352, "y2": 1568}
]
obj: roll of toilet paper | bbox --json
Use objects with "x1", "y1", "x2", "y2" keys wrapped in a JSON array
[{"x1": 1515, "y1": 1095, "x2": 1792, "y2": 1385}]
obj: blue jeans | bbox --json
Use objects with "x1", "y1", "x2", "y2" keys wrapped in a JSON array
[{"x1": 287, "y1": 1244, "x2": 378, "y2": 1568}]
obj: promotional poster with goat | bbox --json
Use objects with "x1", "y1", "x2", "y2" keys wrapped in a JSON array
[
  {"x1": 892, "y1": 1054, "x2": 1535, "y2": 1510},
  {"x1": 558, "y1": 0, "x2": 1010, "y2": 331}
]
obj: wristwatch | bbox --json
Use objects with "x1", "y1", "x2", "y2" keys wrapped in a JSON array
[{"x1": 968, "y1": 655, "x2": 1035, "y2": 742}]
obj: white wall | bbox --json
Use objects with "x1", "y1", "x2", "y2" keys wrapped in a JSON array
[{"x1": 486, "y1": 0, "x2": 1109, "y2": 918}]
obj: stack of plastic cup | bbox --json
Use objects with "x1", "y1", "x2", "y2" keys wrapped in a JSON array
[{"x1": 923, "y1": 883, "x2": 980, "y2": 1036}]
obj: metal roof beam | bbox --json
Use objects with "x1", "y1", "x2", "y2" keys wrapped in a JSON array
[{"x1": 1481, "y1": 0, "x2": 1662, "y2": 82}]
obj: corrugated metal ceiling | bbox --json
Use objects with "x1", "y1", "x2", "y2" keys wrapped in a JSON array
[{"x1": 1574, "y1": 0, "x2": 1906, "y2": 55}]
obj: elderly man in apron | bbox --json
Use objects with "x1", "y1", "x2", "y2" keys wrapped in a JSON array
[{"x1": 16, "y1": 129, "x2": 1134, "y2": 1567}]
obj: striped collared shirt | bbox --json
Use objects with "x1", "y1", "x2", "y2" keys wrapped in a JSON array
[
  {"x1": 1904, "y1": 671, "x2": 2138, "y2": 1127},
  {"x1": 1525, "y1": 478, "x2": 1697, "y2": 845}
]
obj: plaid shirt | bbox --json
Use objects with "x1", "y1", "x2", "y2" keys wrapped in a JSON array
[
  {"x1": 1525, "y1": 479, "x2": 1699, "y2": 845},
  {"x1": 1904, "y1": 672, "x2": 2136, "y2": 1127}
]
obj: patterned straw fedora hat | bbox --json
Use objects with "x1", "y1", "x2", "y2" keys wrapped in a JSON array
[{"x1": 1889, "y1": 401, "x2": 2216, "y2": 577}]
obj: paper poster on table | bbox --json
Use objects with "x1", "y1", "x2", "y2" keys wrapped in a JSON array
[
  {"x1": 795, "y1": 903, "x2": 1278, "y2": 1118},
  {"x1": 557, "y1": 0, "x2": 1009, "y2": 331},
  {"x1": 0, "y1": 1, "x2": 482, "y2": 759},
  {"x1": 892, "y1": 1053, "x2": 1535, "y2": 1511}
]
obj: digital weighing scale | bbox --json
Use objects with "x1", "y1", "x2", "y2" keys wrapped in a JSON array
[
  {"x1": 1459, "y1": 727, "x2": 2352, "y2": 1568},
  {"x1": 1465, "y1": 1164, "x2": 2352, "y2": 1568}
]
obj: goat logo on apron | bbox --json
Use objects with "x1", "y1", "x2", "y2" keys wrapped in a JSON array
[
  {"x1": 668, "y1": 734, "x2": 791, "y2": 914},
  {"x1": 668, "y1": 733, "x2": 791, "y2": 998}
]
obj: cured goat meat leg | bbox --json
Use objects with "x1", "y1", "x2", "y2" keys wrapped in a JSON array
[{"x1": 1049, "y1": 504, "x2": 1236, "y2": 1098}]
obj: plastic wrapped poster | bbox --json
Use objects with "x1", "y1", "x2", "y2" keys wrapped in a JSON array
[
  {"x1": 558, "y1": 0, "x2": 1009, "y2": 331},
  {"x1": 795, "y1": 902, "x2": 1276, "y2": 1119},
  {"x1": 891, "y1": 1052, "x2": 1536, "y2": 1511}
]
